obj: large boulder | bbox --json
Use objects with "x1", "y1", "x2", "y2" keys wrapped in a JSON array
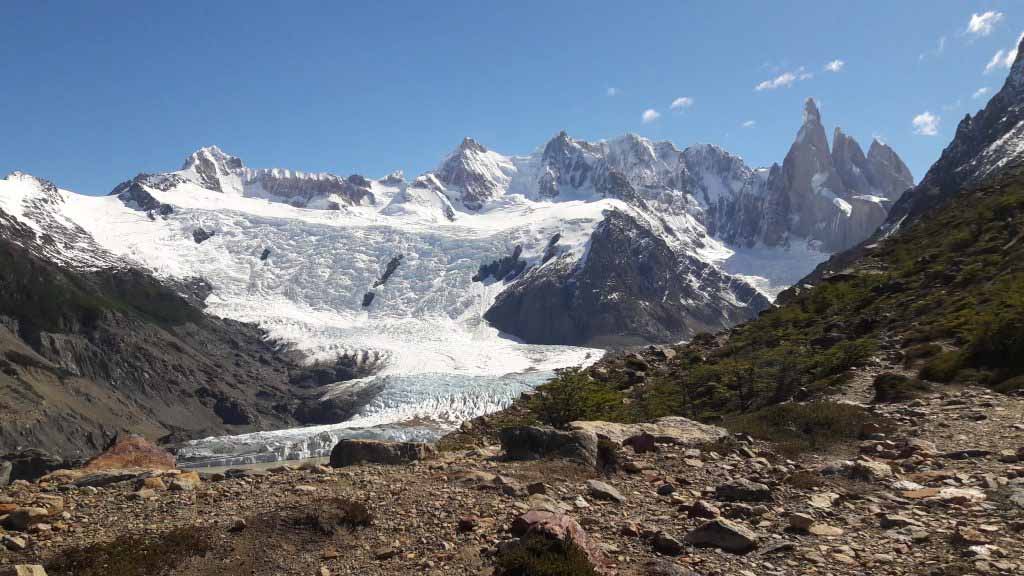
[
  {"x1": 498, "y1": 426, "x2": 598, "y2": 466},
  {"x1": 1, "y1": 450, "x2": 63, "y2": 483},
  {"x1": 509, "y1": 509, "x2": 605, "y2": 570},
  {"x1": 83, "y1": 434, "x2": 175, "y2": 471},
  {"x1": 683, "y1": 518, "x2": 760, "y2": 554},
  {"x1": 329, "y1": 439, "x2": 434, "y2": 467},
  {"x1": 569, "y1": 417, "x2": 727, "y2": 446}
]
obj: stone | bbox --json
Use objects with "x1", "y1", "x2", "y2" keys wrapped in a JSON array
[
  {"x1": 128, "y1": 489, "x2": 155, "y2": 500},
  {"x1": 4, "y1": 507, "x2": 49, "y2": 531},
  {"x1": 0, "y1": 566, "x2": 47, "y2": 576},
  {"x1": 586, "y1": 479, "x2": 625, "y2": 503},
  {"x1": 624, "y1": 432, "x2": 658, "y2": 454},
  {"x1": 568, "y1": 417, "x2": 727, "y2": 446},
  {"x1": 498, "y1": 426, "x2": 597, "y2": 466},
  {"x1": 651, "y1": 532, "x2": 684, "y2": 556},
  {"x1": 688, "y1": 500, "x2": 720, "y2": 519},
  {"x1": 850, "y1": 459, "x2": 893, "y2": 481},
  {"x1": 683, "y1": 518, "x2": 759, "y2": 554},
  {"x1": 0, "y1": 460, "x2": 10, "y2": 487},
  {"x1": 527, "y1": 482, "x2": 549, "y2": 495},
  {"x1": 954, "y1": 526, "x2": 990, "y2": 546},
  {"x1": 642, "y1": 559, "x2": 695, "y2": 576},
  {"x1": 941, "y1": 449, "x2": 992, "y2": 460},
  {"x1": 808, "y1": 523, "x2": 844, "y2": 537},
  {"x1": 228, "y1": 517, "x2": 247, "y2": 532},
  {"x1": 879, "y1": 514, "x2": 916, "y2": 529},
  {"x1": 510, "y1": 510, "x2": 605, "y2": 569},
  {"x1": 789, "y1": 513, "x2": 815, "y2": 532},
  {"x1": 714, "y1": 478, "x2": 772, "y2": 502},
  {"x1": 136, "y1": 476, "x2": 166, "y2": 491},
  {"x1": 2, "y1": 535, "x2": 28, "y2": 551},
  {"x1": 807, "y1": 492, "x2": 840, "y2": 509},
  {"x1": 83, "y1": 434, "x2": 176, "y2": 471},
  {"x1": 657, "y1": 483, "x2": 675, "y2": 496},
  {"x1": 73, "y1": 471, "x2": 143, "y2": 488},
  {"x1": 457, "y1": 516, "x2": 480, "y2": 532},
  {"x1": 330, "y1": 439, "x2": 435, "y2": 467}
]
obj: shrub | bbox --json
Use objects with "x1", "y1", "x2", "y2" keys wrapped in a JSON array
[
  {"x1": 721, "y1": 402, "x2": 883, "y2": 456},
  {"x1": 872, "y1": 372, "x2": 930, "y2": 403},
  {"x1": 918, "y1": 351, "x2": 962, "y2": 382},
  {"x1": 528, "y1": 368, "x2": 629, "y2": 427},
  {"x1": 902, "y1": 343, "x2": 942, "y2": 366},
  {"x1": 993, "y1": 375, "x2": 1024, "y2": 393},
  {"x1": 494, "y1": 534, "x2": 598, "y2": 576}
]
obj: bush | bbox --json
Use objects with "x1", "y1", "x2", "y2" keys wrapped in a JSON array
[
  {"x1": 993, "y1": 375, "x2": 1024, "y2": 393},
  {"x1": 918, "y1": 351, "x2": 962, "y2": 382},
  {"x1": 494, "y1": 534, "x2": 598, "y2": 576},
  {"x1": 872, "y1": 372, "x2": 930, "y2": 403},
  {"x1": 528, "y1": 368, "x2": 629, "y2": 427},
  {"x1": 722, "y1": 402, "x2": 884, "y2": 456},
  {"x1": 902, "y1": 343, "x2": 942, "y2": 366}
]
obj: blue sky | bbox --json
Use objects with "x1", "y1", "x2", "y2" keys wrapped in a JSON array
[{"x1": 1, "y1": 1, "x2": 1021, "y2": 195}]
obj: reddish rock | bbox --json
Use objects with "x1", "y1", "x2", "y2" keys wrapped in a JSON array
[
  {"x1": 84, "y1": 435, "x2": 175, "y2": 471},
  {"x1": 511, "y1": 510, "x2": 605, "y2": 570}
]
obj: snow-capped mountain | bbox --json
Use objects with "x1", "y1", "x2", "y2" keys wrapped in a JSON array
[{"x1": 0, "y1": 97, "x2": 912, "y2": 464}]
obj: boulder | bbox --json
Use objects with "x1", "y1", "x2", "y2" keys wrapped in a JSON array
[
  {"x1": 329, "y1": 439, "x2": 435, "y2": 467},
  {"x1": 0, "y1": 566, "x2": 47, "y2": 576},
  {"x1": 683, "y1": 518, "x2": 759, "y2": 554},
  {"x1": 0, "y1": 450, "x2": 63, "y2": 483},
  {"x1": 650, "y1": 532, "x2": 684, "y2": 556},
  {"x1": 84, "y1": 434, "x2": 175, "y2": 471},
  {"x1": 849, "y1": 459, "x2": 893, "y2": 481},
  {"x1": 510, "y1": 510, "x2": 605, "y2": 570},
  {"x1": 585, "y1": 479, "x2": 625, "y2": 503},
  {"x1": 74, "y1": 471, "x2": 145, "y2": 488},
  {"x1": 498, "y1": 426, "x2": 597, "y2": 466},
  {"x1": 569, "y1": 417, "x2": 727, "y2": 446},
  {"x1": 714, "y1": 478, "x2": 772, "y2": 502},
  {"x1": 3, "y1": 507, "x2": 49, "y2": 531},
  {"x1": 0, "y1": 460, "x2": 10, "y2": 487}
]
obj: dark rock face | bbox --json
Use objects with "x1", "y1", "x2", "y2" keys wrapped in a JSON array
[
  {"x1": 259, "y1": 248, "x2": 271, "y2": 261},
  {"x1": 110, "y1": 178, "x2": 175, "y2": 216},
  {"x1": 329, "y1": 439, "x2": 435, "y2": 467},
  {"x1": 372, "y1": 254, "x2": 404, "y2": 287},
  {"x1": 888, "y1": 35, "x2": 1024, "y2": 227},
  {"x1": 484, "y1": 210, "x2": 769, "y2": 346},
  {"x1": 361, "y1": 292, "x2": 375, "y2": 307},
  {"x1": 293, "y1": 380, "x2": 385, "y2": 425},
  {"x1": 498, "y1": 426, "x2": 598, "y2": 466},
  {"x1": 0, "y1": 450, "x2": 64, "y2": 483},
  {"x1": 472, "y1": 245, "x2": 526, "y2": 283},
  {"x1": 192, "y1": 228, "x2": 214, "y2": 244}
]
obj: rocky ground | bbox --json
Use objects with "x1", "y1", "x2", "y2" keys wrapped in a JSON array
[{"x1": 1, "y1": 381, "x2": 1022, "y2": 576}]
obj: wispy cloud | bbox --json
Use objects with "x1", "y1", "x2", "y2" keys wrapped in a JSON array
[
  {"x1": 973, "y1": 86, "x2": 991, "y2": 99},
  {"x1": 755, "y1": 67, "x2": 811, "y2": 91},
  {"x1": 967, "y1": 11, "x2": 1004, "y2": 37},
  {"x1": 984, "y1": 32, "x2": 1023, "y2": 73},
  {"x1": 912, "y1": 111, "x2": 940, "y2": 136},
  {"x1": 641, "y1": 109, "x2": 660, "y2": 123},
  {"x1": 741, "y1": 120, "x2": 756, "y2": 128},
  {"x1": 670, "y1": 96, "x2": 694, "y2": 110},
  {"x1": 824, "y1": 59, "x2": 845, "y2": 73},
  {"x1": 920, "y1": 36, "x2": 947, "y2": 61},
  {"x1": 606, "y1": 87, "x2": 618, "y2": 97}
]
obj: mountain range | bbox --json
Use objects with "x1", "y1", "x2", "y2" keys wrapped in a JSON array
[{"x1": 0, "y1": 96, "x2": 915, "y2": 460}]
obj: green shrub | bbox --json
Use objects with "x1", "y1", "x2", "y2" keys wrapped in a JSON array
[
  {"x1": 528, "y1": 368, "x2": 629, "y2": 427},
  {"x1": 919, "y1": 351, "x2": 963, "y2": 382},
  {"x1": 872, "y1": 372, "x2": 930, "y2": 403},
  {"x1": 495, "y1": 534, "x2": 598, "y2": 576},
  {"x1": 902, "y1": 343, "x2": 942, "y2": 365},
  {"x1": 721, "y1": 402, "x2": 884, "y2": 456}
]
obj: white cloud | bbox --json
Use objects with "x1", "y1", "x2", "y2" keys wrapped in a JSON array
[
  {"x1": 912, "y1": 111, "x2": 940, "y2": 136},
  {"x1": 670, "y1": 96, "x2": 694, "y2": 110},
  {"x1": 973, "y1": 86, "x2": 991, "y2": 99},
  {"x1": 755, "y1": 67, "x2": 811, "y2": 91},
  {"x1": 967, "y1": 11, "x2": 1004, "y2": 37},
  {"x1": 641, "y1": 109, "x2": 660, "y2": 123},
  {"x1": 606, "y1": 87, "x2": 618, "y2": 97},
  {"x1": 741, "y1": 120, "x2": 756, "y2": 128},
  {"x1": 824, "y1": 59, "x2": 845, "y2": 73},
  {"x1": 984, "y1": 32, "x2": 1023, "y2": 73}
]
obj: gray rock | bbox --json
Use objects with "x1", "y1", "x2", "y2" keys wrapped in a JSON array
[
  {"x1": 329, "y1": 439, "x2": 435, "y2": 467},
  {"x1": 0, "y1": 460, "x2": 10, "y2": 487},
  {"x1": 650, "y1": 532, "x2": 684, "y2": 556},
  {"x1": 585, "y1": 479, "x2": 625, "y2": 503},
  {"x1": 683, "y1": 518, "x2": 760, "y2": 554},
  {"x1": 569, "y1": 417, "x2": 727, "y2": 447},
  {"x1": 715, "y1": 478, "x2": 772, "y2": 502},
  {"x1": 642, "y1": 559, "x2": 696, "y2": 575},
  {"x1": 498, "y1": 426, "x2": 598, "y2": 466},
  {"x1": 73, "y1": 471, "x2": 144, "y2": 488}
]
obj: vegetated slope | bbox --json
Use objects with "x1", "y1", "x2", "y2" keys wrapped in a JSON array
[
  {"x1": 0, "y1": 219, "x2": 342, "y2": 459},
  {"x1": 490, "y1": 160, "x2": 1024, "y2": 437}
]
